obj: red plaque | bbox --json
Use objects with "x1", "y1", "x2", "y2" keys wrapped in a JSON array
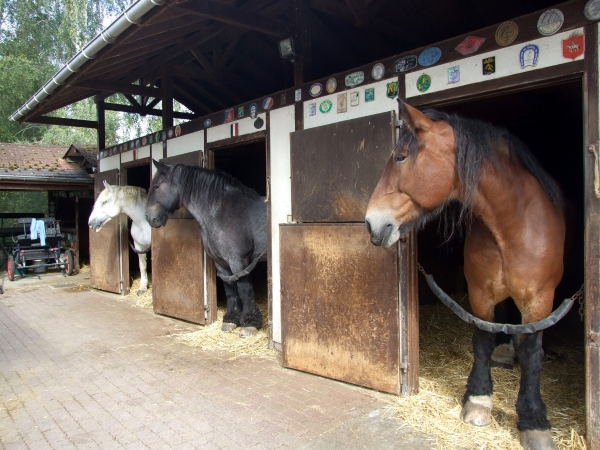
[
  {"x1": 455, "y1": 36, "x2": 486, "y2": 56},
  {"x1": 562, "y1": 34, "x2": 584, "y2": 60}
]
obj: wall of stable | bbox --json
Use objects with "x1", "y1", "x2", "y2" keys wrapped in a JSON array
[{"x1": 98, "y1": 26, "x2": 586, "y2": 346}]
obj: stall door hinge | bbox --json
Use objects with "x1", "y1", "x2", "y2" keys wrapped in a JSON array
[{"x1": 400, "y1": 356, "x2": 410, "y2": 396}]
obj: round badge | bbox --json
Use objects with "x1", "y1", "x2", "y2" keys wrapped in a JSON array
[
  {"x1": 141, "y1": 137, "x2": 147, "y2": 146},
  {"x1": 537, "y1": 9, "x2": 564, "y2": 36},
  {"x1": 249, "y1": 102, "x2": 258, "y2": 119},
  {"x1": 417, "y1": 74, "x2": 431, "y2": 93},
  {"x1": 495, "y1": 21, "x2": 518, "y2": 46},
  {"x1": 585, "y1": 0, "x2": 600, "y2": 20},
  {"x1": 254, "y1": 117, "x2": 264, "y2": 129},
  {"x1": 204, "y1": 119, "x2": 212, "y2": 127},
  {"x1": 167, "y1": 128, "x2": 174, "y2": 138},
  {"x1": 309, "y1": 83, "x2": 323, "y2": 97},
  {"x1": 319, "y1": 100, "x2": 333, "y2": 114},
  {"x1": 155, "y1": 132, "x2": 160, "y2": 142},
  {"x1": 262, "y1": 97, "x2": 274, "y2": 110},
  {"x1": 418, "y1": 47, "x2": 442, "y2": 67},
  {"x1": 371, "y1": 63, "x2": 385, "y2": 80},
  {"x1": 135, "y1": 139, "x2": 141, "y2": 147},
  {"x1": 326, "y1": 77, "x2": 337, "y2": 94},
  {"x1": 175, "y1": 125, "x2": 181, "y2": 137}
]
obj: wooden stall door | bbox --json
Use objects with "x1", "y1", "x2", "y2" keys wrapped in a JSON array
[
  {"x1": 282, "y1": 111, "x2": 418, "y2": 394},
  {"x1": 90, "y1": 169, "x2": 123, "y2": 294},
  {"x1": 151, "y1": 151, "x2": 206, "y2": 324},
  {"x1": 281, "y1": 223, "x2": 400, "y2": 393}
]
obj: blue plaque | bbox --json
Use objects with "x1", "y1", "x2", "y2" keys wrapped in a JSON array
[
  {"x1": 418, "y1": 47, "x2": 442, "y2": 67},
  {"x1": 520, "y1": 44, "x2": 539, "y2": 68}
]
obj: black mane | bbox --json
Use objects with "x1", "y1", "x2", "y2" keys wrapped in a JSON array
[
  {"x1": 397, "y1": 109, "x2": 564, "y2": 223},
  {"x1": 170, "y1": 164, "x2": 261, "y2": 205}
]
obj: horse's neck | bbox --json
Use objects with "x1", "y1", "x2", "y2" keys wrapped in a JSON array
[
  {"x1": 471, "y1": 158, "x2": 552, "y2": 241},
  {"x1": 120, "y1": 190, "x2": 149, "y2": 230}
]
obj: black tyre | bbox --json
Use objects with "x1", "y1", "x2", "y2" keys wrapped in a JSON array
[
  {"x1": 7, "y1": 255, "x2": 15, "y2": 281},
  {"x1": 64, "y1": 250, "x2": 74, "y2": 276}
]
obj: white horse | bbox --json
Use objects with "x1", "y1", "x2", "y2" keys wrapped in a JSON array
[{"x1": 88, "y1": 182, "x2": 152, "y2": 295}]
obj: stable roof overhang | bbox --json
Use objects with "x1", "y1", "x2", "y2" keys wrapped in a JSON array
[{"x1": 9, "y1": 0, "x2": 570, "y2": 127}]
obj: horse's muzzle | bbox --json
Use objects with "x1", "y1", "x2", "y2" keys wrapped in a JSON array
[{"x1": 365, "y1": 218, "x2": 394, "y2": 247}]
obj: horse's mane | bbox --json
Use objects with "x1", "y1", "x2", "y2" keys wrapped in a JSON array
[
  {"x1": 398, "y1": 109, "x2": 564, "y2": 224},
  {"x1": 171, "y1": 164, "x2": 261, "y2": 205},
  {"x1": 113, "y1": 185, "x2": 147, "y2": 204}
]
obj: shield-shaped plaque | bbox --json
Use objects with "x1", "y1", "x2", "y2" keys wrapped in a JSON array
[{"x1": 562, "y1": 34, "x2": 584, "y2": 60}]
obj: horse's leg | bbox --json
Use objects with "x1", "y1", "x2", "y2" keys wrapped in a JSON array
[
  {"x1": 221, "y1": 278, "x2": 242, "y2": 332},
  {"x1": 516, "y1": 330, "x2": 556, "y2": 450},
  {"x1": 137, "y1": 252, "x2": 148, "y2": 295},
  {"x1": 236, "y1": 274, "x2": 262, "y2": 338}
]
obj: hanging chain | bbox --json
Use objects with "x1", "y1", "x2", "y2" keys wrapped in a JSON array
[
  {"x1": 571, "y1": 284, "x2": 585, "y2": 321},
  {"x1": 418, "y1": 262, "x2": 585, "y2": 321}
]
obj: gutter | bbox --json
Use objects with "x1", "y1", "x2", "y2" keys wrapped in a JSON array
[
  {"x1": 8, "y1": 0, "x2": 166, "y2": 122},
  {"x1": 0, "y1": 176, "x2": 93, "y2": 184}
]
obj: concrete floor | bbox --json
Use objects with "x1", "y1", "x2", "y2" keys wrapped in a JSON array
[{"x1": 0, "y1": 268, "x2": 432, "y2": 449}]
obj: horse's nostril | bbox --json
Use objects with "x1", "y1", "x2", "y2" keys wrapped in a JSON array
[{"x1": 365, "y1": 219, "x2": 372, "y2": 234}]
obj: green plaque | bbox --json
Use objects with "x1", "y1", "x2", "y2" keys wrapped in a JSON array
[
  {"x1": 417, "y1": 74, "x2": 431, "y2": 92},
  {"x1": 319, "y1": 99, "x2": 333, "y2": 113},
  {"x1": 365, "y1": 87, "x2": 375, "y2": 102}
]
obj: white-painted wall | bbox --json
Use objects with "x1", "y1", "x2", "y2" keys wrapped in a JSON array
[
  {"x1": 304, "y1": 78, "x2": 399, "y2": 129},
  {"x1": 99, "y1": 154, "x2": 120, "y2": 172},
  {"x1": 406, "y1": 28, "x2": 584, "y2": 98},
  {"x1": 167, "y1": 130, "x2": 204, "y2": 157},
  {"x1": 207, "y1": 113, "x2": 266, "y2": 143},
  {"x1": 268, "y1": 106, "x2": 295, "y2": 344}
]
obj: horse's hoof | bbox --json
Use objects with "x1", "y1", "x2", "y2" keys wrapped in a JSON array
[
  {"x1": 239, "y1": 327, "x2": 258, "y2": 338},
  {"x1": 137, "y1": 289, "x2": 147, "y2": 296},
  {"x1": 520, "y1": 430, "x2": 557, "y2": 450},
  {"x1": 460, "y1": 397, "x2": 492, "y2": 427},
  {"x1": 222, "y1": 322, "x2": 238, "y2": 332},
  {"x1": 491, "y1": 342, "x2": 515, "y2": 369}
]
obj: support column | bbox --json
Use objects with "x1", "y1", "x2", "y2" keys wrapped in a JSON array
[
  {"x1": 293, "y1": 0, "x2": 311, "y2": 131},
  {"x1": 161, "y1": 64, "x2": 174, "y2": 131},
  {"x1": 96, "y1": 100, "x2": 105, "y2": 150}
]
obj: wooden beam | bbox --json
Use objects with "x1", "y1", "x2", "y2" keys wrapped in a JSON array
[
  {"x1": 190, "y1": 48, "x2": 220, "y2": 82},
  {"x1": 175, "y1": 76, "x2": 228, "y2": 110},
  {"x1": 26, "y1": 116, "x2": 98, "y2": 129},
  {"x1": 172, "y1": 86, "x2": 213, "y2": 116},
  {"x1": 161, "y1": 64, "x2": 174, "y2": 129},
  {"x1": 173, "y1": 65, "x2": 214, "y2": 82},
  {"x1": 75, "y1": 79, "x2": 161, "y2": 98},
  {"x1": 103, "y1": 102, "x2": 196, "y2": 119},
  {"x1": 174, "y1": 0, "x2": 292, "y2": 37},
  {"x1": 96, "y1": 100, "x2": 106, "y2": 150}
]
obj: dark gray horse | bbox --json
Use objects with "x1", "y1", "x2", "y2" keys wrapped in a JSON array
[{"x1": 145, "y1": 159, "x2": 267, "y2": 337}]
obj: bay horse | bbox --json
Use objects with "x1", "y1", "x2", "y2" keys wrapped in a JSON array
[
  {"x1": 145, "y1": 159, "x2": 267, "y2": 337},
  {"x1": 88, "y1": 182, "x2": 152, "y2": 295},
  {"x1": 365, "y1": 99, "x2": 565, "y2": 450}
]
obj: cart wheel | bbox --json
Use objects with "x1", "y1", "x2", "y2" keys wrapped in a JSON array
[
  {"x1": 7, "y1": 255, "x2": 15, "y2": 281},
  {"x1": 64, "y1": 250, "x2": 74, "y2": 276}
]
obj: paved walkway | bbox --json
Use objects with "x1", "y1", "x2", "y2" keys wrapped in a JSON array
[{"x1": 0, "y1": 271, "x2": 432, "y2": 449}]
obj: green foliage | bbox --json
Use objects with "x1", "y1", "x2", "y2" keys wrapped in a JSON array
[
  {"x1": 0, "y1": 0, "x2": 129, "y2": 143},
  {"x1": 0, "y1": 191, "x2": 48, "y2": 226}
]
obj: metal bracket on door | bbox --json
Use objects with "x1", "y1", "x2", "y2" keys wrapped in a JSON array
[{"x1": 400, "y1": 356, "x2": 409, "y2": 396}]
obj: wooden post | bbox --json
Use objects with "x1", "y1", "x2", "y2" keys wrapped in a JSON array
[
  {"x1": 583, "y1": 23, "x2": 600, "y2": 449},
  {"x1": 293, "y1": 0, "x2": 311, "y2": 131},
  {"x1": 96, "y1": 100, "x2": 105, "y2": 150},
  {"x1": 161, "y1": 64, "x2": 174, "y2": 131}
]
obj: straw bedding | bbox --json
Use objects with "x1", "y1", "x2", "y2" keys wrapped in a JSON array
[{"x1": 389, "y1": 293, "x2": 586, "y2": 450}]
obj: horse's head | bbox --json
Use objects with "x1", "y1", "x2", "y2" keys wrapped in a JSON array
[
  {"x1": 145, "y1": 159, "x2": 179, "y2": 228},
  {"x1": 365, "y1": 99, "x2": 458, "y2": 248},
  {"x1": 88, "y1": 181, "x2": 121, "y2": 232}
]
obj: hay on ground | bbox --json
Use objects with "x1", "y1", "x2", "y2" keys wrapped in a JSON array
[
  {"x1": 390, "y1": 293, "x2": 586, "y2": 450},
  {"x1": 126, "y1": 276, "x2": 153, "y2": 308}
]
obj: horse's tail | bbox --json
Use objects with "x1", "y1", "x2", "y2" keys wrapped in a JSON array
[{"x1": 129, "y1": 240, "x2": 151, "y2": 254}]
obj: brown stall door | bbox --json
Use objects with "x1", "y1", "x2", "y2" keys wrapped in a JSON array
[
  {"x1": 290, "y1": 111, "x2": 396, "y2": 222},
  {"x1": 90, "y1": 169, "x2": 123, "y2": 294},
  {"x1": 280, "y1": 223, "x2": 401, "y2": 394},
  {"x1": 151, "y1": 151, "x2": 206, "y2": 324}
]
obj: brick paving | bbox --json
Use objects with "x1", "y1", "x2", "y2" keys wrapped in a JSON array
[{"x1": 0, "y1": 278, "x2": 432, "y2": 449}]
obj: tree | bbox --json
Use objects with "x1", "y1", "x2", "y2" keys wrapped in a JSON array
[{"x1": 0, "y1": 0, "x2": 129, "y2": 143}]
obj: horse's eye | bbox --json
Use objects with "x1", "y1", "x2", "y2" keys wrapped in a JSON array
[
  {"x1": 153, "y1": 184, "x2": 160, "y2": 190},
  {"x1": 395, "y1": 154, "x2": 408, "y2": 164}
]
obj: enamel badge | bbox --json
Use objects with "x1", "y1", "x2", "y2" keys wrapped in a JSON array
[
  {"x1": 562, "y1": 34, "x2": 584, "y2": 59},
  {"x1": 520, "y1": 44, "x2": 539, "y2": 68},
  {"x1": 393, "y1": 55, "x2": 417, "y2": 73},
  {"x1": 455, "y1": 37, "x2": 485, "y2": 56}
]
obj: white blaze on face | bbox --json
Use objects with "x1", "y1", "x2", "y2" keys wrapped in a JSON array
[{"x1": 88, "y1": 187, "x2": 120, "y2": 231}]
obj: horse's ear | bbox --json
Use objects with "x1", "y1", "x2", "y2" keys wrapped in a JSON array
[
  {"x1": 153, "y1": 158, "x2": 171, "y2": 174},
  {"x1": 103, "y1": 180, "x2": 114, "y2": 192},
  {"x1": 398, "y1": 98, "x2": 432, "y2": 133}
]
